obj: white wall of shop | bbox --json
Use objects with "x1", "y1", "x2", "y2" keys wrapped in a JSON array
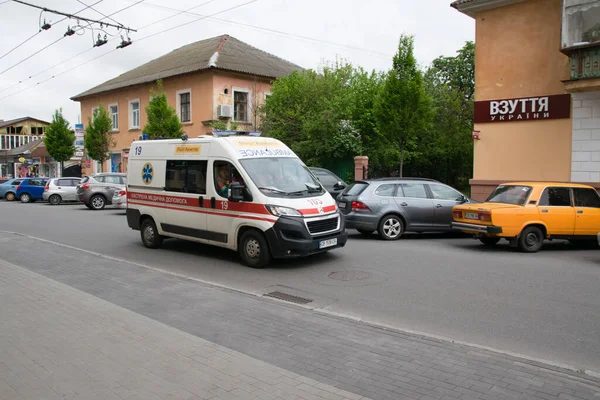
[{"x1": 571, "y1": 91, "x2": 600, "y2": 182}]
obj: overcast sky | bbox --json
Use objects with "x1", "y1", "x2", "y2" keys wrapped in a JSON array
[{"x1": 0, "y1": 0, "x2": 474, "y2": 126}]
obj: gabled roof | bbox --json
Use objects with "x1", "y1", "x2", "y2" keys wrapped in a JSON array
[
  {"x1": 451, "y1": 0, "x2": 526, "y2": 17},
  {"x1": 71, "y1": 34, "x2": 304, "y2": 101},
  {"x1": 0, "y1": 117, "x2": 50, "y2": 129}
]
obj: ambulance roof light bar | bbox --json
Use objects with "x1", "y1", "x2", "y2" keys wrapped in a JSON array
[{"x1": 211, "y1": 130, "x2": 262, "y2": 138}]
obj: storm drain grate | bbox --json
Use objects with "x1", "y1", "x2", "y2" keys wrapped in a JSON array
[{"x1": 264, "y1": 291, "x2": 313, "y2": 305}]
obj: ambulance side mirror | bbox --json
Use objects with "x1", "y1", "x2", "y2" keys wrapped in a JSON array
[{"x1": 229, "y1": 181, "x2": 244, "y2": 202}]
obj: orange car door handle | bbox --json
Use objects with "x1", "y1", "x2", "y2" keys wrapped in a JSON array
[
  {"x1": 541, "y1": 209, "x2": 548, "y2": 213},
  {"x1": 577, "y1": 210, "x2": 583, "y2": 214}
]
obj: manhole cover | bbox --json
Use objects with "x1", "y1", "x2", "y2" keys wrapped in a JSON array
[{"x1": 328, "y1": 270, "x2": 372, "y2": 281}]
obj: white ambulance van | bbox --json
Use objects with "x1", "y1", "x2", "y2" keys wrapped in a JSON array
[{"x1": 126, "y1": 132, "x2": 348, "y2": 268}]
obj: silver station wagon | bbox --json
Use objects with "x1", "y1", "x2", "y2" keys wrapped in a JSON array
[{"x1": 337, "y1": 178, "x2": 475, "y2": 240}]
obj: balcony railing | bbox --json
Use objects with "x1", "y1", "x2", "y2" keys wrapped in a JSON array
[{"x1": 570, "y1": 46, "x2": 600, "y2": 80}]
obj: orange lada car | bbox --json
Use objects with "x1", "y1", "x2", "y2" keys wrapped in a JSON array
[{"x1": 451, "y1": 182, "x2": 600, "y2": 252}]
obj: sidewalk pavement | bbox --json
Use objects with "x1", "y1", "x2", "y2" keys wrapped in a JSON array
[{"x1": 0, "y1": 231, "x2": 599, "y2": 400}]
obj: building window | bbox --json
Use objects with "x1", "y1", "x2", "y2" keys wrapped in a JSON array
[
  {"x1": 109, "y1": 104, "x2": 119, "y2": 131},
  {"x1": 177, "y1": 89, "x2": 191, "y2": 123},
  {"x1": 562, "y1": 1, "x2": 600, "y2": 49},
  {"x1": 233, "y1": 90, "x2": 249, "y2": 122},
  {"x1": 129, "y1": 100, "x2": 140, "y2": 129}
]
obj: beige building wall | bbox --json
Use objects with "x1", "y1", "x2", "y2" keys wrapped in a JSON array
[
  {"x1": 78, "y1": 70, "x2": 275, "y2": 175},
  {"x1": 471, "y1": 0, "x2": 573, "y2": 199}
]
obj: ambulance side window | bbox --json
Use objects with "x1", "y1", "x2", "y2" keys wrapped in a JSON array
[
  {"x1": 214, "y1": 161, "x2": 243, "y2": 198},
  {"x1": 165, "y1": 160, "x2": 207, "y2": 194}
]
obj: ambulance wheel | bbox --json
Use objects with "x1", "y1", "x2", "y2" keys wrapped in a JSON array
[
  {"x1": 239, "y1": 230, "x2": 271, "y2": 268},
  {"x1": 141, "y1": 218, "x2": 163, "y2": 249}
]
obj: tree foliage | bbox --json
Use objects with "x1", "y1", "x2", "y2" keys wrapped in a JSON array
[
  {"x1": 84, "y1": 104, "x2": 114, "y2": 172},
  {"x1": 373, "y1": 34, "x2": 432, "y2": 177},
  {"x1": 44, "y1": 108, "x2": 76, "y2": 174},
  {"x1": 260, "y1": 37, "x2": 475, "y2": 190},
  {"x1": 408, "y1": 41, "x2": 475, "y2": 191},
  {"x1": 143, "y1": 79, "x2": 184, "y2": 139},
  {"x1": 262, "y1": 60, "x2": 383, "y2": 168}
]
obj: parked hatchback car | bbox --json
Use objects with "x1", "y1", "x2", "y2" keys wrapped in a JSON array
[
  {"x1": 112, "y1": 187, "x2": 127, "y2": 209},
  {"x1": 16, "y1": 178, "x2": 50, "y2": 203},
  {"x1": 76, "y1": 172, "x2": 126, "y2": 210},
  {"x1": 0, "y1": 178, "x2": 23, "y2": 201},
  {"x1": 451, "y1": 182, "x2": 600, "y2": 252},
  {"x1": 43, "y1": 177, "x2": 82, "y2": 205},
  {"x1": 309, "y1": 167, "x2": 347, "y2": 199},
  {"x1": 338, "y1": 178, "x2": 474, "y2": 240}
]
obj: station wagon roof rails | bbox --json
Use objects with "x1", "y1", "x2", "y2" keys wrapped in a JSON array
[{"x1": 373, "y1": 177, "x2": 439, "y2": 182}]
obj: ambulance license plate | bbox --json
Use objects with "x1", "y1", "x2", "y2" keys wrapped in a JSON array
[
  {"x1": 465, "y1": 212, "x2": 479, "y2": 220},
  {"x1": 319, "y1": 238, "x2": 337, "y2": 249}
]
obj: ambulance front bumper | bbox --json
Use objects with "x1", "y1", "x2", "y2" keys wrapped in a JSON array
[{"x1": 265, "y1": 212, "x2": 348, "y2": 259}]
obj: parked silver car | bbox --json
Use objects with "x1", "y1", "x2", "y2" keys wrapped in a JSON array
[
  {"x1": 76, "y1": 172, "x2": 126, "y2": 210},
  {"x1": 43, "y1": 177, "x2": 82, "y2": 205},
  {"x1": 338, "y1": 178, "x2": 475, "y2": 240},
  {"x1": 112, "y1": 187, "x2": 127, "y2": 209}
]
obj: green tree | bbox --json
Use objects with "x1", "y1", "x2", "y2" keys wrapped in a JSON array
[
  {"x1": 43, "y1": 108, "x2": 76, "y2": 176},
  {"x1": 262, "y1": 60, "x2": 382, "y2": 171},
  {"x1": 373, "y1": 34, "x2": 432, "y2": 177},
  {"x1": 417, "y1": 41, "x2": 475, "y2": 191},
  {"x1": 84, "y1": 104, "x2": 114, "y2": 172},
  {"x1": 143, "y1": 79, "x2": 184, "y2": 139}
]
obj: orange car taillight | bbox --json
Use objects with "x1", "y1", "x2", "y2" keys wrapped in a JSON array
[
  {"x1": 452, "y1": 210, "x2": 462, "y2": 219},
  {"x1": 478, "y1": 213, "x2": 492, "y2": 222}
]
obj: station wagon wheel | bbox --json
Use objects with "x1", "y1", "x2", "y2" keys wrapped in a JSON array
[
  {"x1": 49, "y1": 194, "x2": 62, "y2": 205},
  {"x1": 20, "y1": 193, "x2": 31, "y2": 203},
  {"x1": 5, "y1": 192, "x2": 15, "y2": 201},
  {"x1": 239, "y1": 230, "x2": 271, "y2": 268},
  {"x1": 89, "y1": 194, "x2": 106, "y2": 210},
  {"x1": 518, "y1": 226, "x2": 544, "y2": 253},
  {"x1": 479, "y1": 237, "x2": 500, "y2": 246},
  {"x1": 140, "y1": 218, "x2": 163, "y2": 249},
  {"x1": 378, "y1": 215, "x2": 404, "y2": 240}
]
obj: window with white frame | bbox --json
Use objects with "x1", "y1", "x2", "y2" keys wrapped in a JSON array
[
  {"x1": 129, "y1": 99, "x2": 140, "y2": 129},
  {"x1": 176, "y1": 89, "x2": 191, "y2": 123},
  {"x1": 233, "y1": 89, "x2": 249, "y2": 122},
  {"x1": 562, "y1": 0, "x2": 600, "y2": 49},
  {"x1": 109, "y1": 104, "x2": 119, "y2": 130}
]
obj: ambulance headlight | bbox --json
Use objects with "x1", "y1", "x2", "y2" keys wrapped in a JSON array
[{"x1": 266, "y1": 205, "x2": 302, "y2": 217}]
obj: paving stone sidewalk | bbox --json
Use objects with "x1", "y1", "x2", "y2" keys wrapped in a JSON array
[
  {"x1": 0, "y1": 259, "x2": 366, "y2": 400},
  {"x1": 0, "y1": 231, "x2": 599, "y2": 400}
]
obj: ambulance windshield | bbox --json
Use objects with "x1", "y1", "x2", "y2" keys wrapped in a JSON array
[{"x1": 240, "y1": 157, "x2": 324, "y2": 197}]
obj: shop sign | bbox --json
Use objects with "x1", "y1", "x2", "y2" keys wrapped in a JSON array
[{"x1": 474, "y1": 94, "x2": 571, "y2": 123}]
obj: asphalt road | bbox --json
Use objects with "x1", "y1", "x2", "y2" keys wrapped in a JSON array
[{"x1": 2, "y1": 200, "x2": 599, "y2": 374}]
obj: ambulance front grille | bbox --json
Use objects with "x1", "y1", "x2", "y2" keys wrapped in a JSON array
[{"x1": 306, "y1": 216, "x2": 339, "y2": 235}]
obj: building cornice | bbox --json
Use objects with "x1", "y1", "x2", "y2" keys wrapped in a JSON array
[{"x1": 451, "y1": 0, "x2": 527, "y2": 18}]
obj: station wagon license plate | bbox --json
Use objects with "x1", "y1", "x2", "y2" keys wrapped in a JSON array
[
  {"x1": 338, "y1": 202, "x2": 346, "y2": 209},
  {"x1": 319, "y1": 238, "x2": 337, "y2": 249},
  {"x1": 465, "y1": 212, "x2": 479, "y2": 220}
]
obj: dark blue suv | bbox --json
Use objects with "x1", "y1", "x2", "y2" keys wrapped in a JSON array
[{"x1": 16, "y1": 178, "x2": 49, "y2": 203}]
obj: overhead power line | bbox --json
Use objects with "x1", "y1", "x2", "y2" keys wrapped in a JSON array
[
  {"x1": 11, "y1": 0, "x2": 137, "y2": 32},
  {"x1": 0, "y1": 0, "x2": 103, "y2": 62},
  {"x1": 132, "y1": 1, "x2": 391, "y2": 59},
  {"x1": 0, "y1": 0, "x2": 143, "y2": 80},
  {"x1": 0, "y1": 0, "x2": 260, "y2": 101}
]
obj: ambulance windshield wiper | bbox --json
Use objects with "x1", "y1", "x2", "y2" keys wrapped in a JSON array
[
  {"x1": 258, "y1": 186, "x2": 287, "y2": 194},
  {"x1": 287, "y1": 184, "x2": 322, "y2": 196}
]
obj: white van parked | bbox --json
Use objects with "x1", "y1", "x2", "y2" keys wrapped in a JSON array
[{"x1": 126, "y1": 132, "x2": 348, "y2": 268}]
